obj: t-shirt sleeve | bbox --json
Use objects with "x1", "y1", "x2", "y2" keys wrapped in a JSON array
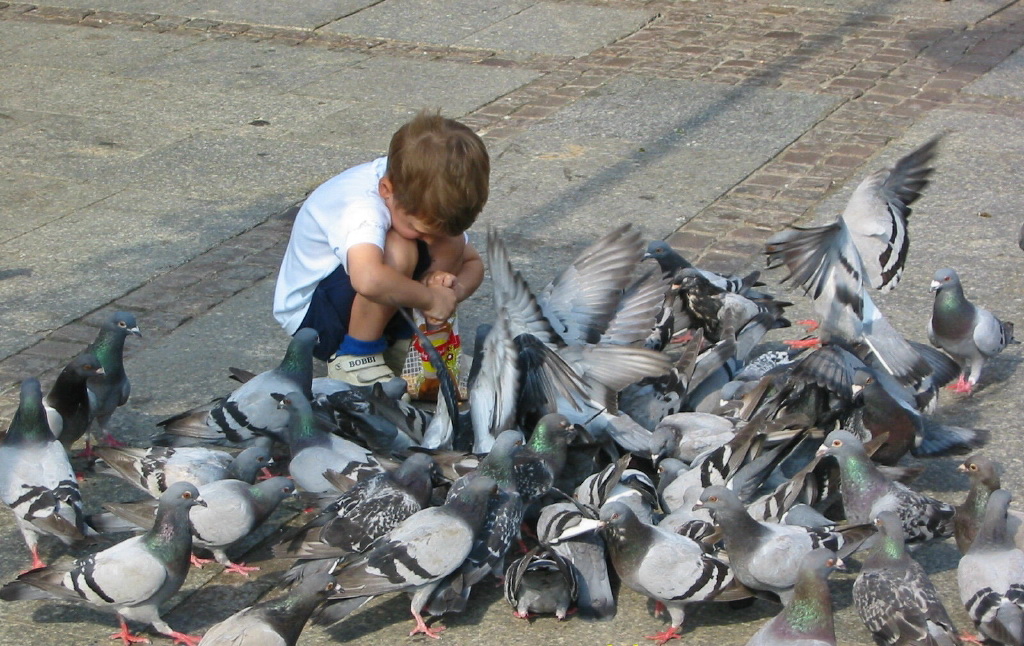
[{"x1": 325, "y1": 201, "x2": 389, "y2": 273}]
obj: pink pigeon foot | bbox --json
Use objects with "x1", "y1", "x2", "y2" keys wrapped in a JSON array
[
  {"x1": 409, "y1": 612, "x2": 445, "y2": 639},
  {"x1": 645, "y1": 626, "x2": 681, "y2": 644},
  {"x1": 190, "y1": 554, "x2": 214, "y2": 568},
  {"x1": 222, "y1": 561, "x2": 260, "y2": 576},
  {"x1": 513, "y1": 610, "x2": 535, "y2": 620},
  {"x1": 99, "y1": 432, "x2": 127, "y2": 448},
  {"x1": 958, "y1": 633, "x2": 985, "y2": 645},
  {"x1": 670, "y1": 330, "x2": 694, "y2": 344},
  {"x1": 256, "y1": 467, "x2": 275, "y2": 482},
  {"x1": 75, "y1": 439, "x2": 99, "y2": 461},
  {"x1": 653, "y1": 601, "x2": 666, "y2": 618},
  {"x1": 164, "y1": 631, "x2": 201, "y2": 646},
  {"x1": 109, "y1": 618, "x2": 151, "y2": 645},
  {"x1": 947, "y1": 375, "x2": 974, "y2": 394},
  {"x1": 794, "y1": 319, "x2": 820, "y2": 332},
  {"x1": 21, "y1": 546, "x2": 47, "y2": 574},
  {"x1": 783, "y1": 337, "x2": 821, "y2": 349}
]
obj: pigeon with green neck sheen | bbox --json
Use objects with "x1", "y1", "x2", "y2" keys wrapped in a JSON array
[
  {"x1": 0, "y1": 482, "x2": 206, "y2": 646},
  {"x1": 929, "y1": 267, "x2": 1015, "y2": 394},
  {"x1": 44, "y1": 351, "x2": 104, "y2": 450},
  {"x1": 198, "y1": 573, "x2": 339, "y2": 646},
  {"x1": 599, "y1": 501, "x2": 749, "y2": 645},
  {"x1": 744, "y1": 549, "x2": 839, "y2": 646},
  {"x1": 0, "y1": 378, "x2": 92, "y2": 570},
  {"x1": 156, "y1": 328, "x2": 318, "y2": 446},
  {"x1": 853, "y1": 511, "x2": 960, "y2": 646},
  {"x1": 85, "y1": 311, "x2": 141, "y2": 452},
  {"x1": 958, "y1": 489, "x2": 1024, "y2": 646},
  {"x1": 513, "y1": 413, "x2": 575, "y2": 503},
  {"x1": 695, "y1": 485, "x2": 873, "y2": 604},
  {"x1": 817, "y1": 429, "x2": 954, "y2": 544},
  {"x1": 955, "y1": 454, "x2": 1024, "y2": 554}
]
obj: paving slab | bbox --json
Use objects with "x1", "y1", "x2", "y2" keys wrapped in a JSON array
[
  {"x1": 767, "y1": 0, "x2": 1013, "y2": 21},
  {"x1": 964, "y1": 46, "x2": 1024, "y2": 99}
]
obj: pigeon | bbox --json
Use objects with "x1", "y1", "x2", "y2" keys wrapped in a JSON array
[
  {"x1": 743, "y1": 549, "x2": 840, "y2": 646},
  {"x1": 315, "y1": 475, "x2": 497, "y2": 638},
  {"x1": 765, "y1": 137, "x2": 940, "y2": 386},
  {"x1": 504, "y1": 544, "x2": 578, "y2": 620},
  {"x1": 958, "y1": 489, "x2": 1024, "y2": 646},
  {"x1": 955, "y1": 454, "x2": 1024, "y2": 554},
  {"x1": 928, "y1": 267, "x2": 1015, "y2": 394},
  {"x1": 853, "y1": 511, "x2": 961, "y2": 646},
  {"x1": 0, "y1": 482, "x2": 206, "y2": 646},
  {"x1": 277, "y1": 452, "x2": 436, "y2": 581},
  {"x1": 695, "y1": 485, "x2": 872, "y2": 604},
  {"x1": 100, "y1": 476, "x2": 296, "y2": 576},
  {"x1": 197, "y1": 573, "x2": 339, "y2": 646},
  {"x1": 43, "y1": 351, "x2": 104, "y2": 450},
  {"x1": 513, "y1": 413, "x2": 576, "y2": 503},
  {"x1": 95, "y1": 444, "x2": 272, "y2": 498},
  {"x1": 817, "y1": 430, "x2": 955, "y2": 544},
  {"x1": 0, "y1": 378, "x2": 92, "y2": 570},
  {"x1": 156, "y1": 328, "x2": 318, "y2": 446},
  {"x1": 598, "y1": 501, "x2": 749, "y2": 644},
  {"x1": 275, "y1": 390, "x2": 376, "y2": 494},
  {"x1": 537, "y1": 501, "x2": 616, "y2": 621},
  {"x1": 645, "y1": 239, "x2": 766, "y2": 296},
  {"x1": 85, "y1": 310, "x2": 142, "y2": 451}
]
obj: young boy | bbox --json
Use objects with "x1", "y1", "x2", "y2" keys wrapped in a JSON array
[{"x1": 273, "y1": 111, "x2": 488, "y2": 386}]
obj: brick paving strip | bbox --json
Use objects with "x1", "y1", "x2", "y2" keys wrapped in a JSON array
[{"x1": 0, "y1": 0, "x2": 1022, "y2": 416}]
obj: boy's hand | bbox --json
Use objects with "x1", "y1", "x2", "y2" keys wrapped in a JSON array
[
  {"x1": 424, "y1": 284, "x2": 457, "y2": 325},
  {"x1": 422, "y1": 270, "x2": 457, "y2": 289}
]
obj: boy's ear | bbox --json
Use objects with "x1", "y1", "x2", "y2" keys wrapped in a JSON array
[{"x1": 378, "y1": 176, "x2": 393, "y2": 199}]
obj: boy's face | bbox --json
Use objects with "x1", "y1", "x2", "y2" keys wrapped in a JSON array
[{"x1": 379, "y1": 176, "x2": 437, "y2": 243}]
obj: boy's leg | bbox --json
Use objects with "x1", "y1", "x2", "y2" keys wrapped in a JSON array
[{"x1": 329, "y1": 231, "x2": 419, "y2": 385}]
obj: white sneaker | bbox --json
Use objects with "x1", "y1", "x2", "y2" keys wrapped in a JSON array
[{"x1": 327, "y1": 352, "x2": 395, "y2": 386}]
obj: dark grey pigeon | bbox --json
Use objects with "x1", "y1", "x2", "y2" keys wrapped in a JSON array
[
  {"x1": 95, "y1": 444, "x2": 272, "y2": 498},
  {"x1": 85, "y1": 311, "x2": 142, "y2": 451},
  {"x1": 818, "y1": 430, "x2": 955, "y2": 544},
  {"x1": 0, "y1": 482, "x2": 206, "y2": 646},
  {"x1": 744, "y1": 549, "x2": 840, "y2": 646},
  {"x1": 43, "y1": 351, "x2": 104, "y2": 451},
  {"x1": 645, "y1": 239, "x2": 766, "y2": 296},
  {"x1": 958, "y1": 489, "x2": 1024, "y2": 646},
  {"x1": 504, "y1": 544, "x2": 578, "y2": 620},
  {"x1": 101, "y1": 476, "x2": 295, "y2": 576},
  {"x1": 955, "y1": 454, "x2": 1024, "y2": 554},
  {"x1": 853, "y1": 511, "x2": 960, "y2": 646},
  {"x1": 765, "y1": 138, "x2": 940, "y2": 386},
  {"x1": 929, "y1": 267, "x2": 1015, "y2": 394},
  {"x1": 198, "y1": 573, "x2": 339, "y2": 646},
  {"x1": 278, "y1": 452, "x2": 435, "y2": 583},
  {"x1": 537, "y1": 501, "x2": 616, "y2": 621},
  {"x1": 696, "y1": 485, "x2": 873, "y2": 604},
  {"x1": 156, "y1": 328, "x2": 318, "y2": 446},
  {"x1": 0, "y1": 378, "x2": 92, "y2": 570},
  {"x1": 599, "y1": 501, "x2": 749, "y2": 644},
  {"x1": 315, "y1": 475, "x2": 497, "y2": 638}
]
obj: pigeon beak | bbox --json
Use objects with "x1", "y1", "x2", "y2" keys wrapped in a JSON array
[
  {"x1": 956, "y1": 463, "x2": 967, "y2": 473},
  {"x1": 194, "y1": 495, "x2": 208, "y2": 508},
  {"x1": 929, "y1": 280, "x2": 941, "y2": 293},
  {"x1": 691, "y1": 501, "x2": 704, "y2": 511},
  {"x1": 95, "y1": 367, "x2": 106, "y2": 376},
  {"x1": 833, "y1": 558, "x2": 846, "y2": 571},
  {"x1": 129, "y1": 326, "x2": 142, "y2": 337},
  {"x1": 549, "y1": 518, "x2": 604, "y2": 543},
  {"x1": 815, "y1": 445, "x2": 828, "y2": 458},
  {"x1": 850, "y1": 384, "x2": 864, "y2": 396}
]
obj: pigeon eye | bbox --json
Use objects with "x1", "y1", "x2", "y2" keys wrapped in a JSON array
[
  {"x1": 182, "y1": 491, "x2": 193, "y2": 499},
  {"x1": 944, "y1": 276, "x2": 950, "y2": 282},
  {"x1": 969, "y1": 464, "x2": 978, "y2": 471},
  {"x1": 865, "y1": 377, "x2": 874, "y2": 385},
  {"x1": 709, "y1": 496, "x2": 718, "y2": 503},
  {"x1": 826, "y1": 558, "x2": 836, "y2": 567},
  {"x1": 832, "y1": 440, "x2": 842, "y2": 447},
  {"x1": 118, "y1": 321, "x2": 127, "y2": 328},
  {"x1": 324, "y1": 582, "x2": 335, "y2": 592}
]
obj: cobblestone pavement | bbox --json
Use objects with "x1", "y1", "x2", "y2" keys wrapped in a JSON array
[{"x1": 0, "y1": 1, "x2": 1023, "y2": 645}]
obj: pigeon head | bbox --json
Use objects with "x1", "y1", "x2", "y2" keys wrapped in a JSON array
[
  {"x1": 597, "y1": 500, "x2": 641, "y2": 541},
  {"x1": 649, "y1": 426, "x2": 676, "y2": 463},
  {"x1": 693, "y1": 485, "x2": 743, "y2": 518},
  {"x1": 816, "y1": 430, "x2": 867, "y2": 460},
  {"x1": 643, "y1": 240, "x2": 692, "y2": 274},
  {"x1": 160, "y1": 482, "x2": 206, "y2": 509},
  {"x1": 529, "y1": 414, "x2": 575, "y2": 451},
  {"x1": 228, "y1": 446, "x2": 274, "y2": 482},
  {"x1": 800, "y1": 548, "x2": 843, "y2": 579},
  {"x1": 295, "y1": 571, "x2": 341, "y2": 600},
  {"x1": 5, "y1": 378, "x2": 52, "y2": 444},
  {"x1": 105, "y1": 311, "x2": 142, "y2": 337},
  {"x1": 66, "y1": 352, "x2": 105, "y2": 378},
  {"x1": 959, "y1": 454, "x2": 1001, "y2": 491},
  {"x1": 929, "y1": 268, "x2": 961, "y2": 294},
  {"x1": 850, "y1": 369, "x2": 878, "y2": 401},
  {"x1": 252, "y1": 476, "x2": 297, "y2": 506}
]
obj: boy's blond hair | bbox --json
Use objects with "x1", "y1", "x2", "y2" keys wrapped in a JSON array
[{"x1": 386, "y1": 110, "x2": 490, "y2": 237}]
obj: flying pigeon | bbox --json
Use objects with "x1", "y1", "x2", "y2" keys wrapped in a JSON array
[
  {"x1": 695, "y1": 485, "x2": 872, "y2": 604},
  {"x1": 743, "y1": 549, "x2": 840, "y2": 646},
  {"x1": 197, "y1": 573, "x2": 339, "y2": 646},
  {"x1": 503, "y1": 544, "x2": 578, "y2": 620},
  {"x1": 957, "y1": 489, "x2": 1024, "y2": 646},
  {"x1": 853, "y1": 511, "x2": 960, "y2": 646},
  {"x1": 817, "y1": 430, "x2": 955, "y2": 544},
  {"x1": 85, "y1": 310, "x2": 142, "y2": 451},
  {"x1": 0, "y1": 482, "x2": 206, "y2": 646},
  {"x1": 955, "y1": 454, "x2": 1024, "y2": 554},
  {"x1": 156, "y1": 328, "x2": 318, "y2": 446},
  {"x1": 765, "y1": 137, "x2": 941, "y2": 386},
  {"x1": 928, "y1": 267, "x2": 1015, "y2": 394},
  {"x1": 598, "y1": 501, "x2": 749, "y2": 644},
  {"x1": 95, "y1": 444, "x2": 272, "y2": 498},
  {"x1": 314, "y1": 475, "x2": 497, "y2": 638},
  {"x1": 1, "y1": 378, "x2": 93, "y2": 570},
  {"x1": 43, "y1": 351, "x2": 104, "y2": 451}
]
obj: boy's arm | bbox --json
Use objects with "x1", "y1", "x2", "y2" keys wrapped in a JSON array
[
  {"x1": 452, "y1": 242, "x2": 483, "y2": 302},
  {"x1": 424, "y1": 238, "x2": 484, "y2": 303},
  {"x1": 347, "y1": 243, "x2": 456, "y2": 321}
]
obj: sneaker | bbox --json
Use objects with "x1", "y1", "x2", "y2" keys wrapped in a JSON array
[
  {"x1": 384, "y1": 337, "x2": 413, "y2": 375},
  {"x1": 327, "y1": 352, "x2": 395, "y2": 386}
]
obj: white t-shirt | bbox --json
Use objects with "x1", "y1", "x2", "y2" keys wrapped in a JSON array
[{"x1": 273, "y1": 157, "x2": 391, "y2": 334}]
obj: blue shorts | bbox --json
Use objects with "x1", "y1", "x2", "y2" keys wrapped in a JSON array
[{"x1": 298, "y1": 239, "x2": 431, "y2": 361}]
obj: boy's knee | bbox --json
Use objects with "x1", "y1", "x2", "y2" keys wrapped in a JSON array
[{"x1": 383, "y1": 229, "x2": 419, "y2": 277}]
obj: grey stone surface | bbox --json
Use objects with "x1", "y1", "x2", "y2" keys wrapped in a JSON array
[
  {"x1": 964, "y1": 47, "x2": 1024, "y2": 99},
  {"x1": 456, "y1": 1, "x2": 656, "y2": 57},
  {"x1": 766, "y1": 0, "x2": 1013, "y2": 21}
]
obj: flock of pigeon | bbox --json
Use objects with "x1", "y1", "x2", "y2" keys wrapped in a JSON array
[{"x1": 0, "y1": 134, "x2": 1021, "y2": 646}]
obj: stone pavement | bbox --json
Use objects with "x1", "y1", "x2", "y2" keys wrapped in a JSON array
[{"x1": 1, "y1": 0, "x2": 1023, "y2": 644}]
